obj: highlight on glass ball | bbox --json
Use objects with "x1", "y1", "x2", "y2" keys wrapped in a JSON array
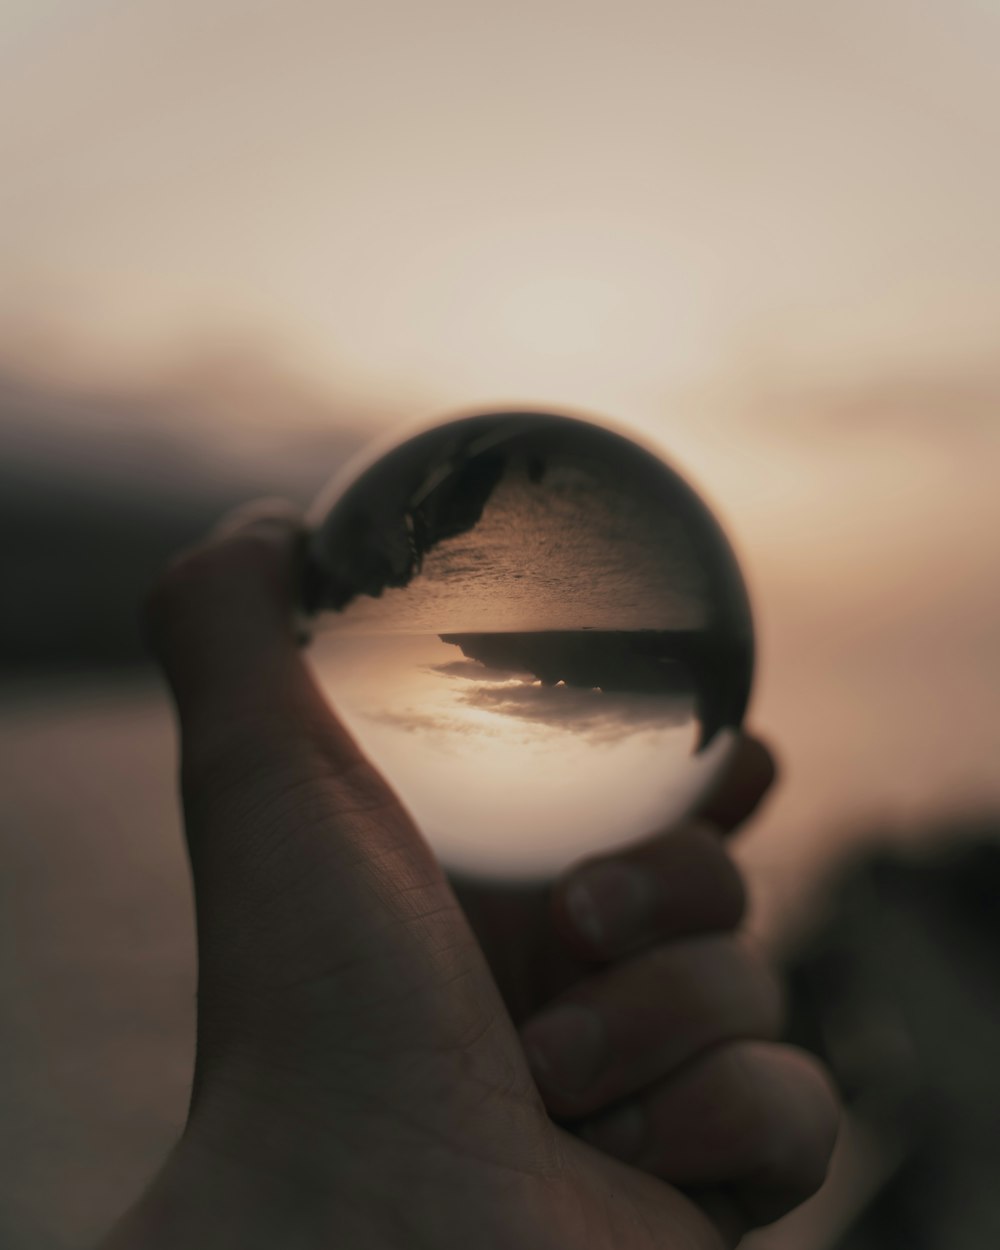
[{"x1": 301, "y1": 410, "x2": 754, "y2": 880}]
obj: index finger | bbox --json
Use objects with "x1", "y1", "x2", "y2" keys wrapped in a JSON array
[
  {"x1": 548, "y1": 735, "x2": 776, "y2": 963},
  {"x1": 696, "y1": 733, "x2": 778, "y2": 834}
]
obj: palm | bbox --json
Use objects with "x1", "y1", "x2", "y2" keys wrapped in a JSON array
[
  {"x1": 557, "y1": 1132, "x2": 736, "y2": 1250},
  {"x1": 396, "y1": 1108, "x2": 734, "y2": 1250}
]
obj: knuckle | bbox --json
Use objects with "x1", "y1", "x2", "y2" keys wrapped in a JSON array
[
  {"x1": 651, "y1": 823, "x2": 748, "y2": 931},
  {"x1": 739, "y1": 1047, "x2": 840, "y2": 1216},
  {"x1": 683, "y1": 823, "x2": 748, "y2": 925},
  {"x1": 745, "y1": 734, "x2": 779, "y2": 789},
  {"x1": 650, "y1": 934, "x2": 785, "y2": 1039},
  {"x1": 733, "y1": 934, "x2": 787, "y2": 1036},
  {"x1": 656, "y1": 823, "x2": 715, "y2": 877},
  {"x1": 714, "y1": 858, "x2": 748, "y2": 928}
]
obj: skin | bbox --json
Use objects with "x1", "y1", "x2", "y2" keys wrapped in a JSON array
[{"x1": 99, "y1": 503, "x2": 838, "y2": 1250}]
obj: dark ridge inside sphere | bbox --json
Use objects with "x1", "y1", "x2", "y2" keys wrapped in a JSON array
[{"x1": 301, "y1": 410, "x2": 753, "y2": 880}]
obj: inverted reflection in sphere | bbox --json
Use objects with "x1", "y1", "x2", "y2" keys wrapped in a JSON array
[{"x1": 302, "y1": 411, "x2": 753, "y2": 879}]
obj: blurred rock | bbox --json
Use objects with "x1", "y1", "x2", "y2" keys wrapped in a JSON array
[{"x1": 785, "y1": 826, "x2": 1000, "y2": 1248}]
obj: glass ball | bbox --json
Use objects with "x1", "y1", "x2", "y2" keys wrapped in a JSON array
[{"x1": 301, "y1": 410, "x2": 753, "y2": 880}]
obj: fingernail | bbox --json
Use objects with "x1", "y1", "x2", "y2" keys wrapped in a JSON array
[
  {"x1": 564, "y1": 862, "x2": 658, "y2": 954},
  {"x1": 580, "y1": 1101, "x2": 646, "y2": 1162},
  {"x1": 522, "y1": 1004, "x2": 606, "y2": 1094}
]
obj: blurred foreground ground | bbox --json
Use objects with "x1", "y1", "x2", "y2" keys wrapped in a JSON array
[
  {"x1": 0, "y1": 679, "x2": 193, "y2": 1250},
  {"x1": 4, "y1": 674, "x2": 1000, "y2": 1249}
]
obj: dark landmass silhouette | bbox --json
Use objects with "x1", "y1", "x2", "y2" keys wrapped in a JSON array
[
  {"x1": 439, "y1": 630, "x2": 750, "y2": 750},
  {"x1": 369, "y1": 678, "x2": 694, "y2": 743},
  {"x1": 0, "y1": 364, "x2": 362, "y2": 671},
  {"x1": 304, "y1": 418, "x2": 755, "y2": 740},
  {"x1": 304, "y1": 444, "x2": 505, "y2": 611}
]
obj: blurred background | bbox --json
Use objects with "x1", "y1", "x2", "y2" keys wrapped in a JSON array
[{"x1": 2, "y1": 2, "x2": 999, "y2": 1246}]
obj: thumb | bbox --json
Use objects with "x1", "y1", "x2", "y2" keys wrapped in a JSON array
[
  {"x1": 145, "y1": 503, "x2": 498, "y2": 1064},
  {"x1": 146, "y1": 500, "x2": 348, "y2": 755}
]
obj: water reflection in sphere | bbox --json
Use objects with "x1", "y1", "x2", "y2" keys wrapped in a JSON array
[{"x1": 302, "y1": 411, "x2": 753, "y2": 879}]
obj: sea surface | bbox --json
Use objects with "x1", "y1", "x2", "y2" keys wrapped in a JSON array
[{"x1": 327, "y1": 459, "x2": 713, "y2": 634}]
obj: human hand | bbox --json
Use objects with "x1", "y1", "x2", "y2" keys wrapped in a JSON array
[
  {"x1": 101, "y1": 503, "x2": 837, "y2": 1250},
  {"x1": 452, "y1": 734, "x2": 775, "y2": 1027},
  {"x1": 453, "y1": 737, "x2": 809, "y2": 1226}
]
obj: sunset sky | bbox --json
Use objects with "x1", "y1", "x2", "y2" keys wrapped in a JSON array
[
  {"x1": 3, "y1": 0, "x2": 999, "y2": 405},
  {"x1": 3, "y1": 12, "x2": 1000, "y2": 1237},
  {"x1": 2, "y1": 0, "x2": 1000, "y2": 921}
]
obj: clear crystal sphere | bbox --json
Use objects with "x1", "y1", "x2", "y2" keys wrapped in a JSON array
[{"x1": 302, "y1": 410, "x2": 753, "y2": 880}]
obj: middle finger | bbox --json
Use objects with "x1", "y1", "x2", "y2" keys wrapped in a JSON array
[{"x1": 520, "y1": 932, "x2": 783, "y2": 1120}]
